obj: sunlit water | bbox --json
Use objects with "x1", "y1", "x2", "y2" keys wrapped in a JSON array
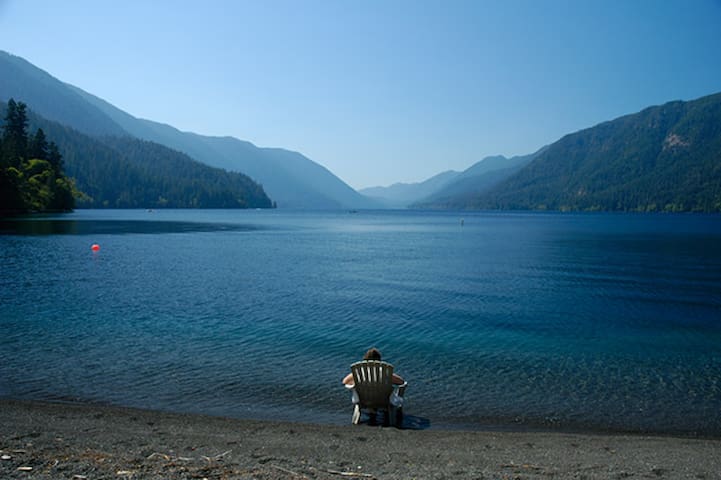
[{"x1": 1, "y1": 209, "x2": 720, "y2": 435}]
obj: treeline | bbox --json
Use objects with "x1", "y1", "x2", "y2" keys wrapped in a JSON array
[
  {"x1": 0, "y1": 99, "x2": 75, "y2": 214},
  {"x1": 3, "y1": 101, "x2": 275, "y2": 209}
]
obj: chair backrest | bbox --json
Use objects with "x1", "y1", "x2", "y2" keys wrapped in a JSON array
[{"x1": 351, "y1": 360, "x2": 394, "y2": 409}]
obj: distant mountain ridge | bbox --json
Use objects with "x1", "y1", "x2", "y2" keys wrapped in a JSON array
[
  {"x1": 361, "y1": 150, "x2": 542, "y2": 208},
  {"x1": 463, "y1": 92, "x2": 721, "y2": 212},
  {"x1": 70, "y1": 85, "x2": 377, "y2": 209},
  {"x1": 360, "y1": 170, "x2": 460, "y2": 208},
  {"x1": 414, "y1": 150, "x2": 543, "y2": 208},
  {"x1": 399, "y1": 93, "x2": 721, "y2": 213},
  {"x1": 0, "y1": 50, "x2": 377, "y2": 209},
  {"x1": 4, "y1": 51, "x2": 718, "y2": 213},
  {"x1": 0, "y1": 52, "x2": 126, "y2": 137}
]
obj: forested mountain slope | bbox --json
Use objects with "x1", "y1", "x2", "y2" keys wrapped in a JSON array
[
  {"x1": 414, "y1": 151, "x2": 542, "y2": 209},
  {"x1": 1, "y1": 101, "x2": 273, "y2": 209},
  {"x1": 453, "y1": 93, "x2": 721, "y2": 212},
  {"x1": 74, "y1": 89, "x2": 378, "y2": 209},
  {"x1": 0, "y1": 50, "x2": 374, "y2": 209},
  {"x1": 0, "y1": 51, "x2": 126, "y2": 137}
]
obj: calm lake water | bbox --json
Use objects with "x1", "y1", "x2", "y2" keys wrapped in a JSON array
[{"x1": 1, "y1": 209, "x2": 720, "y2": 435}]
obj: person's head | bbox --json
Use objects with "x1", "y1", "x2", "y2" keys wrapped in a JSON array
[{"x1": 363, "y1": 347, "x2": 382, "y2": 361}]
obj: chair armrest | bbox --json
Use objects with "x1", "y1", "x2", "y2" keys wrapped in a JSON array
[{"x1": 394, "y1": 381, "x2": 408, "y2": 397}]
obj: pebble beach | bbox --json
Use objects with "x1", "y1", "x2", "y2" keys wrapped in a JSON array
[{"x1": 2, "y1": 399, "x2": 720, "y2": 479}]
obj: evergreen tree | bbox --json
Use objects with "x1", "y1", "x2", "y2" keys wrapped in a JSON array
[
  {"x1": 1, "y1": 99, "x2": 75, "y2": 214},
  {"x1": 47, "y1": 141, "x2": 62, "y2": 175},
  {"x1": 2, "y1": 99, "x2": 28, "y2": 167},
  {"x1": 29, "y1": 128, "x2": 49, "y2": 160}
]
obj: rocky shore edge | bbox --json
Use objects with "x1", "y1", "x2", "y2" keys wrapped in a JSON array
[{"x1": 2, "y1": 399, "x2": 720, "y2": 479}]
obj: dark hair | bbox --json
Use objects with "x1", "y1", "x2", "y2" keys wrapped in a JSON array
[{"x1": 363, "y1": 347, "x2": 382, "y2": 361}]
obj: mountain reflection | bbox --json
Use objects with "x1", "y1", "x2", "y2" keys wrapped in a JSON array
[{"x1": 0, "y1": 219, "x2": 258, "y2": 236}]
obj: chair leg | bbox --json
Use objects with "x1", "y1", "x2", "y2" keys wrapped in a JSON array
[
  {"x1": 395, "y1": 407, "x2": 403, "y2": 428},
  {"x1": 368, "y1": 409, "x2": 377, "y2": 425},
  {"x1": 352, "y1": 405, "x2": 361, "y2": 425},
  {"x1": 383, "y1": 408, "x2": 390, "y2": 427}
]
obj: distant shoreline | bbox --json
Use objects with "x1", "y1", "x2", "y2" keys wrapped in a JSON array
[{"x1": 2, "y1": 398, "x2": 720, "y2": 479}]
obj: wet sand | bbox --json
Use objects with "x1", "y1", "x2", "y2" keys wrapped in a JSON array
[{"x1": 1, "y1": 399, "x2": 720, "y2": 479}]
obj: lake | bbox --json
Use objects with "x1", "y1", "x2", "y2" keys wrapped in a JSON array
[{"x1": 1, "y1": 209, "x2": 720, "y2": 435}]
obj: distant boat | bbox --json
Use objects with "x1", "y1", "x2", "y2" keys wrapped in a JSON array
[{"x1": 348, "y1": 209, "x2": 359, "y2": 214}]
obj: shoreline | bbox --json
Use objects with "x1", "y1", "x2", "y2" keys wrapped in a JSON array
[
  {"x1": 2, "y1": 399, "x2": 720, "y2": 479},
  {"x1": 4, "y1": 395, "x2": 720, "y2": 439},
  {"x1": 6, "y1": 395, "x2": 719, "y2": 440}
]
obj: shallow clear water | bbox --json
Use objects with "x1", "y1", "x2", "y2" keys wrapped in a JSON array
[{"x1": 1, "y1": 209, "x2": 720, "y2": 435}]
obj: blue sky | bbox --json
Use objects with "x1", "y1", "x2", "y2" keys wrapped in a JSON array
[{"x1": 1, "y1": 0, "x2": 720, "y2": 189}]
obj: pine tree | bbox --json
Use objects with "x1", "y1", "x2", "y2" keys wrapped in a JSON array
[
  {"x1": 29, "y1": 128, "x2": 49, "y2": 160},
  {"x1": 1, "y1": 99, "x2": 75, "y2": 213},
  {"x1": 1, "y1": 99, "x2": 29, "y2": 166}
]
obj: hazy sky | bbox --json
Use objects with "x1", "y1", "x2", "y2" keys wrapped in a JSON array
[{"x1": 1, "y1": 1, "x2": 720, "y2": 189}]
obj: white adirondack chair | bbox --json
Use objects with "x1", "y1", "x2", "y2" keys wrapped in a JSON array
[{"x1": 349, "y1": 360, "x2": 405, "y2": 426}]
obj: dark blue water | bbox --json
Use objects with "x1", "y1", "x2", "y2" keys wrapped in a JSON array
[{"x1": 1, "y1": 209, "x2": 720, "y2": 435}]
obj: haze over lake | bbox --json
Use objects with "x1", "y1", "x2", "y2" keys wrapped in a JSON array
[{"x1": 1, "y1": 209, "x2": 720, "y2": 435}]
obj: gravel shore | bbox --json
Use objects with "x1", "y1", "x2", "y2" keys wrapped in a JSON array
[{"x1": 1, "y1": 399, "x2": 720, "y2": 479}]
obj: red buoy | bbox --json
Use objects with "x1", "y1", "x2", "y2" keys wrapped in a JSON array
[{"x1": 91, "y1": 244, "x2": 100, "y2": 252}]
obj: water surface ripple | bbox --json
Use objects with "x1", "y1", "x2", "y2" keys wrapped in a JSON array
[{"x1": 1, "y1": 209, "x2": 720, "y2": 435}]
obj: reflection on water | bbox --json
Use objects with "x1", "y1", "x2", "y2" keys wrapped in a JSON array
[{"x1": 0, "y1": 219, "x2": 259, "y2": 236}]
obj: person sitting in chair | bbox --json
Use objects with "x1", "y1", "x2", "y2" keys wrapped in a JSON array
[
  {"x1": 343, "y1": 347, "x2": 407, "y2": 426},
  {"x1": 342, "y1": 347, "x2": 405, "y2": 386}
]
